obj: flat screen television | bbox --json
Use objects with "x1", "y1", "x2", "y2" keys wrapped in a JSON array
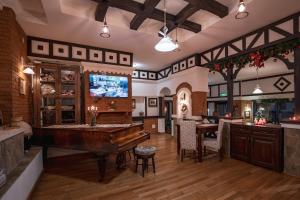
[{"x1": 89, "y1": 74, "x2": 129, "y2": 97}]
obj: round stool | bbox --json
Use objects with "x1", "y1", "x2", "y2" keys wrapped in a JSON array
[{"x1": 135, "y1": 146, "x2": 156, "y2": 177}]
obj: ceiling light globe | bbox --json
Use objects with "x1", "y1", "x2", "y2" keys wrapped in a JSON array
[
  {"x1": 155, "y1": 37, "x2": 177, "y2": 52},
  {"x1": 102, "y1": 26, "x2": 109, "y2": 34}
]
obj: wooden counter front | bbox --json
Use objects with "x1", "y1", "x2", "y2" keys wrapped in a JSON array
[{"x1": 230, "y1": 123, "x2": 283, "y2": 172}]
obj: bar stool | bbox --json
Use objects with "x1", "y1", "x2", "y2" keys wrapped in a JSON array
[{"x1": 135, "y1": 146, "x2": 156, "y2": 177}]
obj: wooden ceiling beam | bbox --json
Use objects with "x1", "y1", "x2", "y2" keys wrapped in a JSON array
[
  {"x1": 95, "y1": 1, "x2": 109, "y2": 22},
  {"x1": 92, "y1": 0, "x2": 202, "y2": 33},
  {"x1": 130, "y1": 0, "x2": 160, "y2": 30}
]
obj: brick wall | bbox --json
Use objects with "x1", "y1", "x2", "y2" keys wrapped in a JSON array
[{"x1": 0, "y1": 7, "x2": 32, "y2": 124}]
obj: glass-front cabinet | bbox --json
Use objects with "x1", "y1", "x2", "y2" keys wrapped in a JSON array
[{"x1": 34, "y1": 64, "x2": 80, "y2": 127}]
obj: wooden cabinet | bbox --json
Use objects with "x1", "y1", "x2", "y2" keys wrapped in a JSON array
[
  {"x1": 230, "y1": 123, "x2": 283, "y2": 172},
  {"x1": 33, "y1": 63, "x2": 81, "y2": 127}
]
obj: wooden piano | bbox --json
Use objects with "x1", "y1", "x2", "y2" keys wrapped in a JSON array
[{"x1": 32, "y1": 123, "x2": 150, "y2": 181}]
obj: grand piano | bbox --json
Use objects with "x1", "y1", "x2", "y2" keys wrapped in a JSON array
[{"x1": 32, "y1": 123, "x2": 150, "y2": 181}]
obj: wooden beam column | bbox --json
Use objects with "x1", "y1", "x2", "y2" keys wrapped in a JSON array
[
  {"x1": 226, "y1": 67, "x2": 234, "y2": 114},
  {"x1": 294, "y1": 47, "x2": 300, "y2": 116}
]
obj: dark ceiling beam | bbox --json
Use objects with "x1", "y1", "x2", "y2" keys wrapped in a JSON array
[
  {"x1": 95, "y1": 1, "x2": 109, "y2": 22},
  {"x1": 92, "y1": 0, "x2": 201, "y2": 33},
  {"x1": 159, "y1": 3, "x2": 200, "y2": 35},
  {"x1": 130, "y1": 0, "x2": 160, "y2": 30},
  {"x1": 158, "y1": 0, "x2": 228, "y2": 35},
  {"x1": 185, "y1": 0, "x2": 228, "y2": 18}
]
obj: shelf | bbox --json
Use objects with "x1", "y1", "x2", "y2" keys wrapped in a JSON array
[
  {"x1": 98, "y1": 110, "x2": 132, "y2": 113},
  {"x1": 61, "y1": 95, "x2": 75, "y2": 98},
  {"x1": 61, "y1": 81, "x2": 75, "y2": 84},
  {"x1": 40, "y1": 80, "x2": 56, "y2": 84}
]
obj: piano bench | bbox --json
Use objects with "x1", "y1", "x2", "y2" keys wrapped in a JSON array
[{"x1": 135, "y1": 146, "x2": 156, "y2": 177}]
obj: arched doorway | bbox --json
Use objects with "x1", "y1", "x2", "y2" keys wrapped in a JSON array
[{"x1": 159, "y1": 87, "x2": 172, "y2": 133}]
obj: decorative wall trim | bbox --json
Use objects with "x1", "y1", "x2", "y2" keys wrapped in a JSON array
[
  {"x1": 198, "y1": 11, "x2": 300, "y2": 66},
  {"x1": 208, "y1": 72, "x2": 294, "y2": 98},
  {"x1": 133, "y1": 54, "x2": 200, "y2": 81},
  {"x1": 27, "y1": 36, "x2": 133, "y2": 67}
]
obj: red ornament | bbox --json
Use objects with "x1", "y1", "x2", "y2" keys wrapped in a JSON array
[
  {"x1": 249, "y1": 52, "x2": 264, "y2": 69},
  {"x1": 214, "y1": 64, "x2": 221, "y2": 71}
]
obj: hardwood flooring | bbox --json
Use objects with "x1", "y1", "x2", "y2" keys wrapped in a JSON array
[{"x1": 30, "y1": 133, "x2": 300, "y2": 200}]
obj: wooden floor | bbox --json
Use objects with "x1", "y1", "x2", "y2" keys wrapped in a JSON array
[{"x1": 31, "y1": 133, "x2": 300, "y2": 200}]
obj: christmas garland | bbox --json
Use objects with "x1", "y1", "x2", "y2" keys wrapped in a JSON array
[{"x1": 208, "y1": 38, "x2": 300, "y2": 72}]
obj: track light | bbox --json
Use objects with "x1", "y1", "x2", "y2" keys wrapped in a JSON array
[{"x1": 235, "y1": 0, "x2": 249, "y2": 19}]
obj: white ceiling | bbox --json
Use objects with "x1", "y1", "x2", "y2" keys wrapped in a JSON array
[{"x1": 3, "y1": 0, "x2": 300, "y2": 73}]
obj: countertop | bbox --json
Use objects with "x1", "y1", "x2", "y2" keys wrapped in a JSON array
[
  {"x1": 0, "y1": 127, "x2": 24, "y2": 143},
  {"x1": 231, "y1": 122, "x2": 282, "y2": 129}
]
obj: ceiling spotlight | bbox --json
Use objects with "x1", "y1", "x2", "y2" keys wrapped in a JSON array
[
  {"x1": 235, "y1": 0, "x2": 249, "y2": 19},
  {"x1": 23, "y1": 64, "x2": 35, "y2": 75},
  {"x1": 100, "y1": 16, "x2": 110, "y2": 38},
  {"x1": 155, "y1": 0, "x2": 177, "y2": 52}
]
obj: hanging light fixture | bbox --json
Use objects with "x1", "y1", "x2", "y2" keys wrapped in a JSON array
[
  {"x1": 155, "y1": 0, "x2": 177, "y2": 52},
  {"x1": 173, "y1": 27, "x2": 181, "y2": 52},
  {"x1": 235, "y1": 0, "x2": 249, "y2": 19},
  {"x1": 100, "y1": 16, "x2": 110, "y2": 38},
  {"x1": 23, "y1": 64, "x2": 35, "y2": 75},
  {"x1": 252, "y1": 68, "x2": 263, "y2": 94}
]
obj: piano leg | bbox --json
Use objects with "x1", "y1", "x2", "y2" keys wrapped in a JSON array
[
  {"x1": 96, "y1": 153, "x2": 108, "y2": 182},
  {"x1": 116, "y1": 152, "x2": 126, "y2": 169}
]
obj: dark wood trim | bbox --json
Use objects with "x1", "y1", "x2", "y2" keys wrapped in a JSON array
[
  {"x1": 198, "y1": 11, "x2": 300, "y2": 66},
  {"x1": 209, "y1": 72, "x2": 294, "y2": 87},
  {"x1": 144, "y1": 97, "x2": 148, "y2": 117},
  {"x1": 27, "y1": 36, "x2": 133, "y2": 67}
]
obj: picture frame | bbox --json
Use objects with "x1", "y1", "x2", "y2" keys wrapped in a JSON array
[
  {"x1": 244, "y1": 111, "x2": 251, "y2": 119},
  {"x1": 148, "y1": 98, "x2": 157, "y2": 107},
  {"x1": 132, "y1": 99, "x2": 136, "y2": 109},
  {"x1": 19, "y1": 77, "x2": 25, "y2": 95}
]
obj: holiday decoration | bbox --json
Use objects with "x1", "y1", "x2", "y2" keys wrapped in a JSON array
[
  {"x1": 254, "y1": 108, "x2": 267, "y2": 125},
  {"x1": 208, "y1": 38, "x2": 300, "y2": 72}
]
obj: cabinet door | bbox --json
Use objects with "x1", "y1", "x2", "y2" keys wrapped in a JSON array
[
  {"x1": 230, "y1": 133, "x2": 249, "y2": 161},
  {"x1": 250, "y1": 135, "x2": 276, "y2": 170}
]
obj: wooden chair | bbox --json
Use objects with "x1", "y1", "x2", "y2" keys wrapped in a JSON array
[
  {"x1": 203, "y1": 119, "x2": 225, "y2": 161},
  {"x1": 179, "y1": 120, "x2": 197, "y2": 162}
]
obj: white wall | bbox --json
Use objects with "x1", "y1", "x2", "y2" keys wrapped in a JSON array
[
  {"x1": 132, "y1": 96, "x2": 145, "y2": 117},
  {"x1": 147, "y1": 97, "x2": 159, "y2": 116},
  {"x1": 156, "y1": 67, "x2": 209, "y2": 95},
  {"x1": 132, "y1": 80, "x2": 157, "y2": 97},
  {"x1": 132, "y1": 67, "x2": 209, "y2": 97}
]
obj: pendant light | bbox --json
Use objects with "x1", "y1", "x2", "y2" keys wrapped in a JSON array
[
  {"x1": 252, "y1": 68, "x2": 263, "y2": 94},
  {"x1": 155, "y1": 0, "x2": 177, "y2": 52},
  {"x1": 23, "y1": 64, "x2": 35, "y2": 75},
  {"x1": 173, "y1": 27, "x2": 181, "y2": 52},
  {"x1": 100, "y1": 16, "x2": 110, "y2": 38},
  {"x1": 235, "y1": 0, "x2": 249, "y2": 19}
]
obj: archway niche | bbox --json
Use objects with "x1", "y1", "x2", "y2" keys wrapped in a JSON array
[
  {"x1": 175, "y1": 83, "x2": 193, "y2": 119},
  {"x1": 159, "y1": 87, "x2": 171, "y2": 97}
]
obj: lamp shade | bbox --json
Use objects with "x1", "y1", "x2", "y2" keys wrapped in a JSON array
[
  {"x1": 23, "y1": 67, "x2": 35, "y2": 75},
  {"x1": 155, "y1": 37, "x2": 177, "y2": 52},
  {"x1": 252, "y1": 84, "x2": 263, "y2": 94}
]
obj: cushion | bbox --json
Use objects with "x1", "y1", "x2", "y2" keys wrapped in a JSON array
[{"x1": 135, "y1": 146, "x2": 156, "y2": 155}]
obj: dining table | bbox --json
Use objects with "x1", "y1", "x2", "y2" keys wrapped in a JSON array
[{"x1": 176, "y1": 123, "x2": 219, "y2": 162}]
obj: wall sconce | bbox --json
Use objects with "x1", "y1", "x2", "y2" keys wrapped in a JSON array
[{"x1": 23, "y1": 64, "x2": 35, "y2": 75}]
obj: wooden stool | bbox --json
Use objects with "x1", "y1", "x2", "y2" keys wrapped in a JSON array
[{"x1": 135, "y1": 146, "x2": 156, "y2": 177}]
